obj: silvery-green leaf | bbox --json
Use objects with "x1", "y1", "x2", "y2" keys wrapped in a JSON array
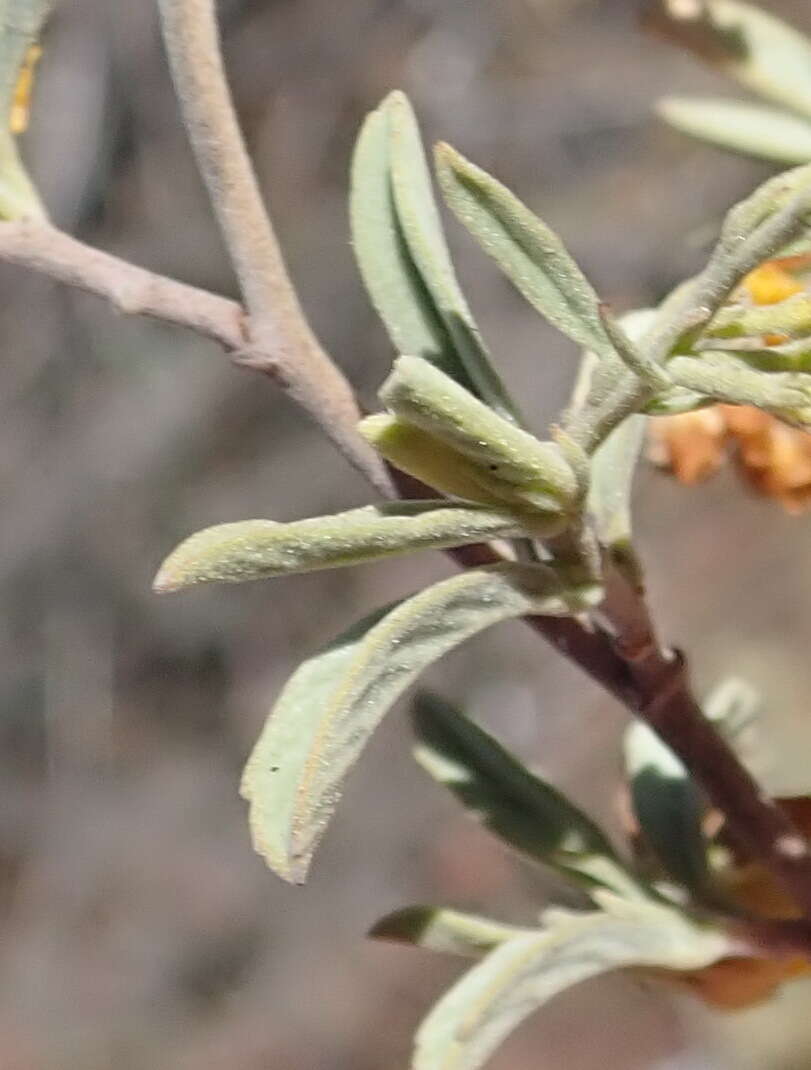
[
  {"x1": 624, "y1": 720, "x2": 709, "y2": 896},
  {"x1": 153, "y1": 501, "x2": 525, "y2": 592},
  {"x1": 658, "y1": 97, "x2": 811, "y2": 165},
  {"x1": 0, "y1": 0, "x2": 50, "y2": 219},
  {"x1": 697, "y1": 337, "x2": 811, "y2": 374},
  {"x1": 350, "y1": 100, "x2": 472, "y2": 389},
  {"x1": 386, "y1": 92, "x2": 518, "y2": 421},
  {"x1": 412, "y1": 693, "x2": 644, "y2": 899},
  {"x1": 359, "y1": 415, "x2": 567, "y2": 535},
  {"x1": 413, "y1": 893, "x2": 735, "y2": 1070},
  {"x1": 380, "y1": 356, "x2": 578, "y2": 509},
  {"x1": 241, "y1": 564, "x2": 601, "y2": 883},
  {"x1": 643, "y1": 390, "x2": 709, "y2": 415},
  {"x1": 587, "y1": 415, "x2": 645, "y2": 562},
  {"x1": 668, "y1": 352, "x2": 811, "y2": 416},
  {"x1": 573, "y1": 309, "x2": 651, "y2": 550},
  {"x1": 370, "y1": 905, "x2": 530, "y2": 959},
  {"x1": 350, "y1": 95, "x2": 517, "y2": 421},
  {"x1": 598, "y1": 307, "x2": 671, "y2": 392},
  {"x1": 435, "y1": 142, "x2": 614, "y2": 360}
]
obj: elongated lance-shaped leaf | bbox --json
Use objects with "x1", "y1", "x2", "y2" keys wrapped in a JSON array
[
  {"x1": 586, "y1": 413, "x2": 645, "y2": 574},
  {"x1": 241, "y1": 564, "x2": 602, "y2": 883},
  {"x1": 668, "y1": 352, "x2": 811, "y2": 418},
  {"x1": 350, "y1": 94, "x2": 518, "y2": 422},
  {"x1": 153, "y1": 501, "x2": 527, "y2": 593},
  {"x1": 566, "y1": 309, "x2": 653, "y2": 503},
  {"x1": 624, "y1": 678, "x2": 763, "y2": 893},
  {"x1": 598, "y1": 306, "x2": 671, "y2": 392},
  {"x1": 0, "y1": 0, "x2": 50, "y2": 219},
  {"x1": 386, "y1": 93, "x2": 518, "y2": 421},
  {"x1": 650, "y1": 1, "x2": 811, "y2": 121},
  {"x1": 380, "y1": 356, "x2": 578, "y2": 510},
  {"x1": 412, "y1": 693, "x2": 645, "y2": 899},
  {"x1": 351, "y1": 100, "x2": 474, "y2": 390},
  {"x1": 624, "y1": 720, "x2": 710, "y2": 897},
  {"x1": 435, "y1": 142, "x2": 614, "y2": 360},
  {"x1": 359, "y1": 415, "x2": 568, "y2": 534},
  {"x1": 658, "y1": 97, "x2": 811, "y2": 165},
  {"x1": 413, "y1": 893, "x2": 736, "y2": 1070},
  {"x1": 370, "y1": 906, "x2": 532, "y2": 959}
]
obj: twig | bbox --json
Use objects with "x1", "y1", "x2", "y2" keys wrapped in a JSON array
[
  {"x1": 0, "y1": 219, "x2": 246, "y2": 347},
  {"x1": 155, "y1": 0, "x2": 391, "y2": 494}
]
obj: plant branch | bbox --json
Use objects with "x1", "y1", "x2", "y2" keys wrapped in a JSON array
[
  {"x1": 603, "y1": 565, "x2": 811, "y2": 919},
  {"x1": 155, "y1": 0, "x2": 391, "y2": 494},
  {"x1": 0, "y1": 219, "x2": 246, "y2": 347},
  {"x1": 3, "y1": 13, "x2": 810, "y2": 921}
]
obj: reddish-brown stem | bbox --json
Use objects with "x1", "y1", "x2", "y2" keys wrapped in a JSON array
[{"x1": 603, "y1": 565, "x2": 811, "y2": 919}]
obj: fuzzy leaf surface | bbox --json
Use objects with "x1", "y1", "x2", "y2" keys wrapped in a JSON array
[
  {"x1": 358, "y1": 415, "x2": 567, "y2": 533},
  {"x1": 386, "y1": 92, "x2": 517, "y2": 419},
  {"x1": 350, "y1": 99, "x2": 472, "y2": 387},
  {"x1": 414, "y1": 894, "x2": 735, "y2": 1070},
  {"x1": 435, "y1": 142, "x2": 613, "y2": 359},
  {"x1": 380, "y1": 356, "x2": 578, "y2": 509},
  {"x1": 154, "y1": 502, "x2": 525, "y2": 592},
  {"x1": 242, "y1": 564, "x2": 601, "y2": 883}
]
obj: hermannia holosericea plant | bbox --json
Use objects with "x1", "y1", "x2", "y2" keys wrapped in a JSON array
[{"x1": 9, "y1": 2, "x2": 811, "y2": 1067}]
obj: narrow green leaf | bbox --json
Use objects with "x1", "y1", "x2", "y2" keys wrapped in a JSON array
[
  {"x1": 587, "y1": 413, "x2": 645, "y2": 570},
  {"x1": 566, "y1": 309, "x2": 651, "y2": 542},
  {"x1": 624, "y1": 720, "x2": 709, "y2": 896},
  {"x1": 370, "y1": 906, "x2": 530, "y2": 959},
  {"x1": 359, "y1": 415, "x2": 567, "y2": 534},
  {"x1": 350, "y1": 101, "x2": 474, "y2": 389},
  {"x1": 624, "y1": 678, "x2": 764, "y2": 891},
  {"x1": 241, "y1": 564, "x2": 601, "y2": 883},
  {"x1": 598, "y1": 307, "x2": 671, "y2": 392},
  {"x1": 350, "y1": 93, "x2": 518, "y2": 421},
  {"x1": 413, "y1": 893, "x2": 734, "y2": 1070},
  {"x1": 669, "y1": 352, "x2": 811, "y2": 418},
  {"x1": 380, "y1": 355, "x2": 579, "y2": 510},
  {"x1": 652, "y1": 0, "x2": 811, "y2": 120},
  {"x1": 386, "y1": 93, "x2": 518, "y2": 421},
  {"x1": 412, "y1": 693, "x2": 644, "y2": 899},
  {"x1": 153, "y1": 501, "x2": 525, "y2": 592},
  {"x1": 435, "y1": 142, "x2": 614, "y2": 359},
  {"x1": 0, "y1": 0, "x2": 50, "y2": 220},
  {"x1": 658, "y1": 96, "x2": 811, "y2": 165}
]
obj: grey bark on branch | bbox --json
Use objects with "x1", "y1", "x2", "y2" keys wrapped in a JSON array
[{"x1": 156, "y1": 0, "x2": 391, "y2": 494}]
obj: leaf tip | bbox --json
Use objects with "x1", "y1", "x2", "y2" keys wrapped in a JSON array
[
  {"x1": 368, "y1": 906, "x2": 433, "y2": 945},
  {"x1": 151, "y1": 561, "x2": 181, "y2": 594}
]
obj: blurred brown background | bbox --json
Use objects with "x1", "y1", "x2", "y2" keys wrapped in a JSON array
[{"x1": 3, "y1": 1, "x2": 811, "y2": 1067}]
